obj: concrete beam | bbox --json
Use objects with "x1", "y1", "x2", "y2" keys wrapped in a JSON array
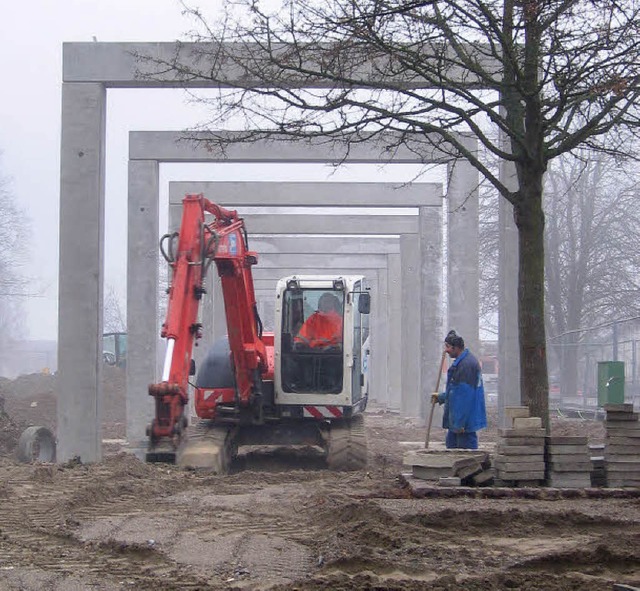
[
  {"x1": 64, "y1": 42, "x2": 498, "y2": 89},
  {"x1": 131, "y1": 131, "x2": 459, "y2": 165},
  {"x1": 240, "y1": 214, "x2": 419, "y2": 235},
  {"x1": 249, "y1": 236, "x2": 401, "y2": 255},
  {"x1": 169, "y1": 181, "x2": 441, "y2": 208},
  {"x1": 248, "y1": 253, "x2": 389, "y2": 269}
]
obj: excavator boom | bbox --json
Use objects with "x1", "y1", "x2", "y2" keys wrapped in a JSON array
[{"x1": 147, "y1": 194, "x2": 270, "y2": 458}]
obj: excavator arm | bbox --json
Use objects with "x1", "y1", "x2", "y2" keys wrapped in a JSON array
[{"x1": 147, "y1": 193, "x2": 268, "y2": 454}]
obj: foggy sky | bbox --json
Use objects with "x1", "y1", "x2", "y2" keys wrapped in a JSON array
[{"x1": 1, "y1": 0, "x2": 438, "y2": 341}]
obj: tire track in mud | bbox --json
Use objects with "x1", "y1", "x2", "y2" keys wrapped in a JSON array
[{"x1": 0, "y1": 471, "x2": 214, "y2": 590}]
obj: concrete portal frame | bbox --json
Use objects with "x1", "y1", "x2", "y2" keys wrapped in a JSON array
[
  {"x1": 59, "y1": 42, "x2": 481, "y2": 462},
  {"x1": 129, "y1": 156, "x2": 451, "y2": 447}
]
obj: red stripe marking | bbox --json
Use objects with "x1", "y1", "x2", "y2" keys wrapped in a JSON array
[
  {"x1": 305, "y1": 406, "x2": 324, "y2": 419},
  {"x1": 327, "y1": 406, "x2": 343, "y2": 417}
]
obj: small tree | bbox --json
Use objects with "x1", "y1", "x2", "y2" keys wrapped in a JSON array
[
  {"x1": 147, "y1": 0, "x2": 640, "y2": 427},
  {"x1": 103, "y1": 284, "x2": 126, "y2": 334}
]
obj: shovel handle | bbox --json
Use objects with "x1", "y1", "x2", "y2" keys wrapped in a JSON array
[{"x1": 424, "y1": 350, "x2": 447, "y2": 448}]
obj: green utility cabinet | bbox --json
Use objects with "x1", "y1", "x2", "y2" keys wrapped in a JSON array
[{"x1": 597, "y1": 361, "x2": 625, "y2": 406}]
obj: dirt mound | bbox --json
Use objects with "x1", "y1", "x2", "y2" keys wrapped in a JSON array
[
  {"x1": 0, "y1": 366, "x2": 127, "y2": 455},
  {"x1": 0, "y1": 410, "x2": 26, "y2": 457}
]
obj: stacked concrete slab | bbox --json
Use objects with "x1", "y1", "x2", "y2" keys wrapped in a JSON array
[
  {"x1": 604, "y1": 403, "x2": 640, "y2": 488},
  {"x1": 589, "y1": 444, "x2": 607, "y2": 487},
  {"x1": 545, "y1": 436, "x2": 591, "y2": 488},
  {"x1": 494, "y1": 407, "x2": 546, "y2": 485},
  {"x1": 404, "y1": 448, "x2": 491, "y2": 486}
]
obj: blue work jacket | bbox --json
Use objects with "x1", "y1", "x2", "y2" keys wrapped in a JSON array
[{"x1": 437, "y1": 349, "x2": 487, "y2": 433}]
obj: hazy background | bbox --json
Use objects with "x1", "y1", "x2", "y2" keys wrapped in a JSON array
[{"x1": 1, "y1": 0, "x2": 439, "y2": 344}]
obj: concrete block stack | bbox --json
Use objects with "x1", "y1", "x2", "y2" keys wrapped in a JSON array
[
  {"x1": 545, "y1": 436, "x2": 591, "y2": 488},
  {"x1": 403, "y1": 449, "x2": 491, "y2": 486},
  {"x1": 604, "y1": 403, "x2": 640, "y2": 488},
  {"x1": 589, "y1": 443, "x2": 607, "y2": 487},
  {"x1": 494, "y1": 407, "x2": 546, "y2": 485}
]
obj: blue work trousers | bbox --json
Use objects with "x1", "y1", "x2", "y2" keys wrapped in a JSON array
[{"x1": 446, "y1": 430, "x2": 479, "y2": 449}]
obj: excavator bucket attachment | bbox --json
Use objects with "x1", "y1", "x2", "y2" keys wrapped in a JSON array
[
  {"x1": 146, "y1": 441, "x2": 177, "y2": 464},
  {"x1": 175, "y1": 421, "x2": 234, "y2": 474}
]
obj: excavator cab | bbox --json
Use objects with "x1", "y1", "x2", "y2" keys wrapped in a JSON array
[
  {"x1": 275, "y1": 275, "x2": 370, "y2": 410},
  {"x1": 280, "y1": 286, "x2": 345, "y2": 394}
]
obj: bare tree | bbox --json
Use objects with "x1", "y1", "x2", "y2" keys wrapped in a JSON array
[
  {"x1": 144, "y1": 0, "x2": 640, "y2": 427},
  {"x1": 103, "y1": 284, "x2": 126, "y2": 334},
  {"x1": 0, "y1": 158, "x2": 29, "y2": 344},
  {"x1": 545, "y1": 152, "x2": 640, "y2": 400}
]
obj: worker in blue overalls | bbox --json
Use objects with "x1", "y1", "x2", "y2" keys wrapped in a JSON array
[{"x1": 432, "y1": 330, "x2": 487, "y2": 449}]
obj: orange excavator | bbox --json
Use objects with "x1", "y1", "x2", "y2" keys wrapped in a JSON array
[{"x1": 146, "y1": 194, "x2": 371, "y2": 472}]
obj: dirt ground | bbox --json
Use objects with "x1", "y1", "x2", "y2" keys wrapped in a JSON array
[{"x1": 1, "y1": 370, "x2": 639, "y2": 591}]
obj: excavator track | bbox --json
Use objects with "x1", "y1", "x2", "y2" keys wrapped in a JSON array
[
  {"x1": 176, "y1": 420, "x2": 235, "y2": 473},
  {"x1": 326, "y1": 414, "x2": 368, "y2": 471}
]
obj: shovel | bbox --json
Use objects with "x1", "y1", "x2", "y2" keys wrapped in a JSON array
[{"x1": 424, "y1": 350, "x2": 447, "y2": 448}]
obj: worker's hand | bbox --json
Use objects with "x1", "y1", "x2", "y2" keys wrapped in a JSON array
[{"x1": 431, "y1": 392, "x2": 439, "y2": 405}]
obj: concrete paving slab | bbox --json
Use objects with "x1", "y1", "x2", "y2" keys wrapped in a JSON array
[
  {"x1": 546, "y1": 436, "x2": 588, "y2": 445},
  {"x1": 497, "y1": 445, "x2": 545, "y2": 455},
  {"x1": 546, "y1": 444, "x2": 590, "y2": 455},
  {"x1": 547, "y1": 461, "x2": 592, "y2": 472}
]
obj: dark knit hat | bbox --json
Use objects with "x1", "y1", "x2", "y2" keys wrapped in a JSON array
[{"x1": 444, "y1": 330, "x2": 464, "y2": 349}]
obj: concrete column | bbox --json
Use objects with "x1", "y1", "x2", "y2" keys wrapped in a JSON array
[
  {"x1": 498, "y1": 171, "x2": 521, "y2": 425},
  {"x1": 400, "y1": 233, "x2": 421, "y2": 416},
  {"x1": 387, "y1": 253, "x2": 402, "y2": 411},
  {"x1": 375, "y1": 265, "x2": 390, "y2": 406},
  {"x1": 126, "y1": 160, "x2": 159, "y2": 445},
  {"x1": 57, "y1": 82, "x2": 106, "y2": 463},
  {"x1": 447, "y1": 156, "x2": 480, "y2": 353},
  {"x1": 419, "y1": 206, "x2": 444, "y2": 421}
]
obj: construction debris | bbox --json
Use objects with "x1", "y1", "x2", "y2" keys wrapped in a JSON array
[{"x1": 403, "y1": 448, "x2": 492, "y2": 486}]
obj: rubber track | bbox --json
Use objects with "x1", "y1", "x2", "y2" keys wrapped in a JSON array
[{"x1": 326, "y1": 414, "x2": 368, "y2": 471}]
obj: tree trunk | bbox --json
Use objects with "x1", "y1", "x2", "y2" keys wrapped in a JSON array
[{"x1": 514, "y1": 175, "x2": 550, "y2": 432}]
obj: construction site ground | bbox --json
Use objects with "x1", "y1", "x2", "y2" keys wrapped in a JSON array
[{"x1": 1, "y1": 368, "x2": 639, "y2": 591}]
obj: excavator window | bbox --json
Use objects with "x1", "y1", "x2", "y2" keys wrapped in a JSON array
[{"x1": 281, "y1": 288, "x2": 345, "y2": 394}]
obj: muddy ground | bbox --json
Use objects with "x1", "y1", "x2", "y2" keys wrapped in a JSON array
[{"x1": 1, "y1": 369, "x2": 639, "y2": 590}]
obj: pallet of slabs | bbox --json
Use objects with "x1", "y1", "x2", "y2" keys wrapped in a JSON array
[{"x1": 604, "y1": 403, "x2": 640, "y2": 488}]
